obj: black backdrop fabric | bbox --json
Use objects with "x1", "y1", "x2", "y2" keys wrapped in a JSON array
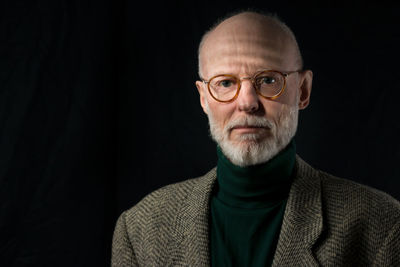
[
  {"x1": 1, "y1": 0, "x2": 118, "y2": 266},
  {"x1": 1, "y1": 1, "x2": 400, "y2": 266}
]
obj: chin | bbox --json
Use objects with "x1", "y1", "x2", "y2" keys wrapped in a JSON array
[{"x1": 221, "y1": 135, "x2": 282, "y2": 167}]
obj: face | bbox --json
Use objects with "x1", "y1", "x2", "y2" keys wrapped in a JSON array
[{"x1": 196, "y1": 14, "x2": 313, "y2": 166}]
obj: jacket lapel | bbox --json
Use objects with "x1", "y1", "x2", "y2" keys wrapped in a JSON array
[
  {"x1": 171, "y1": 168, "x2": 217, "y2": 266},
  {"x1": 272, "y1": 156, "x2": 323, "y2": 266},
  {"x1": 171, "y1": 156, "x2": 323, "y2": 266}
]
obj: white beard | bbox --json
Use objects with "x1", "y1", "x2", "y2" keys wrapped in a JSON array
[{"x1": 206, "y1": 101, "x2": 299, "y2": 167}]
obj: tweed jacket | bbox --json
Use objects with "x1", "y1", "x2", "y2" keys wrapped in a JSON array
[{"x1": 112, "y1": 156, "x2": 400, "y2": 266}]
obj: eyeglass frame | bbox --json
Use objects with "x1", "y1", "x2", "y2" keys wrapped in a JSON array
[{"x1": 201, "y1": 69, "x2": 301, "y2": 103}]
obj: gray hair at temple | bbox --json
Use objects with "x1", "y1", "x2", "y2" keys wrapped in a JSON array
[{"x1": 197, "y1": 9, "x2": 304, "y2": 78}]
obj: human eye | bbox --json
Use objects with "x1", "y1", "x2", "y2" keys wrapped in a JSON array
[
  {"x1": 218, "y1": 79, "x2": 235, "y2": 88},
  {"x1": 259, "y1": 76, "x2": 276, "y2": 84},
  {"x1": 212, "y1": 77, "x2": 237, "y2": 89}
]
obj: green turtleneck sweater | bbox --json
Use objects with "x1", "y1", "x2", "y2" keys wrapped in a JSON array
[{"x1": 210, "y1": 140, "x2": 296, "y2": 267}]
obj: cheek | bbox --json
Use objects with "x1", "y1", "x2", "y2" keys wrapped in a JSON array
[
  {"x1": 277, "y1": 89, "x2": 296, "y2": 105},
  {"x1": 283, "y1": 80, "x2": 300, "y2": 104},
  {"x1": 261, "y1": 100, "x2": 289, "y2": 126},
  {"x1": 265, "y1": 85, "x2": 298, "y2": 116},
  {"x1": 208, "y1": 99, "x2": 235, "y2": 127},
  {"x1": 264, "y1": 101, "x2": 282, "y2": 120}
]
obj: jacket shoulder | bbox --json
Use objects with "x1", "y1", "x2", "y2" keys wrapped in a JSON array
[
  {"x1": 318, "y1": 170, "x2": 400, "y2": 218},
  {"x1": 124, "y1": 175, "x2": 202, "y2": 230},
  {"x1": 314, "y1": 170, "x2": 400, "y2": 265},
  {"x1": 114, "y1": 169, "x2": 216, "y2": 265}
]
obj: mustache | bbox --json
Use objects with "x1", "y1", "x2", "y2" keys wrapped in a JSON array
[{"x1": 225, "y1": 116, "x2": 274, "y2": 132}]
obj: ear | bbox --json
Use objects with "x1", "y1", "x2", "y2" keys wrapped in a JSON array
[
  {"x1": 196, "y1": 80, "x2": 208, "y2": 114},
  {"x1": 298, "y1": 70, "x2": 313, "y2": 110}
]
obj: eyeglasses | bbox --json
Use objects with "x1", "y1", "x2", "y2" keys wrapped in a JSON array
[{"x1": 201, "y1": 70, "x2": 300, "y2": 103}]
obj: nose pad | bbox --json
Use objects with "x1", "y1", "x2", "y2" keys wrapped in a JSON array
[{"x1": 237, "y1": 80, "x2": 260, "y2": 113}]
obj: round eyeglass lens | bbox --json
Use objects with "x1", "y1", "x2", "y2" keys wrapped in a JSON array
[
  {"x1": 209, "y1": 75, "x2": 238, "y2": 101},
  {"x1": 255, "y1": 71, "x2": 285, "y2": 97}
]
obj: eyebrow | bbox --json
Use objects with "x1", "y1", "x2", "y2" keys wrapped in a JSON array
[{"x1": 208, "y1": 69, "x2": 274, "y2": 77}]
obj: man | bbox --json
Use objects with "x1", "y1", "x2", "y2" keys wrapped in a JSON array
[{"x1": 112, "y1": 11, "x2": 400, "y2": 266}]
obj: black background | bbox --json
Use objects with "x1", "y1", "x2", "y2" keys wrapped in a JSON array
[{"x1": 1, "y1": 0, "x2": 400, "y2": 266}]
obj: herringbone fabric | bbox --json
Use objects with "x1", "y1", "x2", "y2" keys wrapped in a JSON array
[{"x1": 112, "y1": 156, "x2": 400, "y2": 266}]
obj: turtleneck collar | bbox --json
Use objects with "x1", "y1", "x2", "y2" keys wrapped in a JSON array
[{"x1": 215, "y1": 140, "x2": 296, "y2": 208}]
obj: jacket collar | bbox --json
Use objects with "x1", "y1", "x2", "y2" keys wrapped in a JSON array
[
  {"x1": 171, "y1": 167, "x2": 216, "y2": 265},
  {"x1": 172, "y1": 155, "x2": 323, "y2": 266},
  {"x1": 271, "y1": 156, "x2": 323, "y2": 266}
]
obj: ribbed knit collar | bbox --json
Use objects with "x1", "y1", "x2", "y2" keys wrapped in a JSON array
[{"x1": 215, "y1": 140, "x2": 296, "y2": 208}]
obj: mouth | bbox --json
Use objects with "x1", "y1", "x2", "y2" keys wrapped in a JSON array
[
  {"x1": 225, "y1": 117, "x2": 273, "y2": 136},
  {"x1": 231, "y1": 125, "x2": 267, "y2": 133}
]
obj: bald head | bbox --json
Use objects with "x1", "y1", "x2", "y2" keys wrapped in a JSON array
[{"x1": 198, "y1": 11, "x2": 303, "y2": 78}]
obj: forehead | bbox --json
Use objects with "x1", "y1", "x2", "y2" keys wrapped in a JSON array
[{"x1": 200, "y1": 16, "x2": 297, "y2": 77}]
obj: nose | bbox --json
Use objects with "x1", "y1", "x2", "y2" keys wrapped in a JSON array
[{"x1": 237, "y1": 80, "x2": 259, "y2": 113}]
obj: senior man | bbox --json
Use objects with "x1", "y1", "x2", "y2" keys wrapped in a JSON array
[{"x1": 112, "y1": 11, "x2": 400, "y2": 266}]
